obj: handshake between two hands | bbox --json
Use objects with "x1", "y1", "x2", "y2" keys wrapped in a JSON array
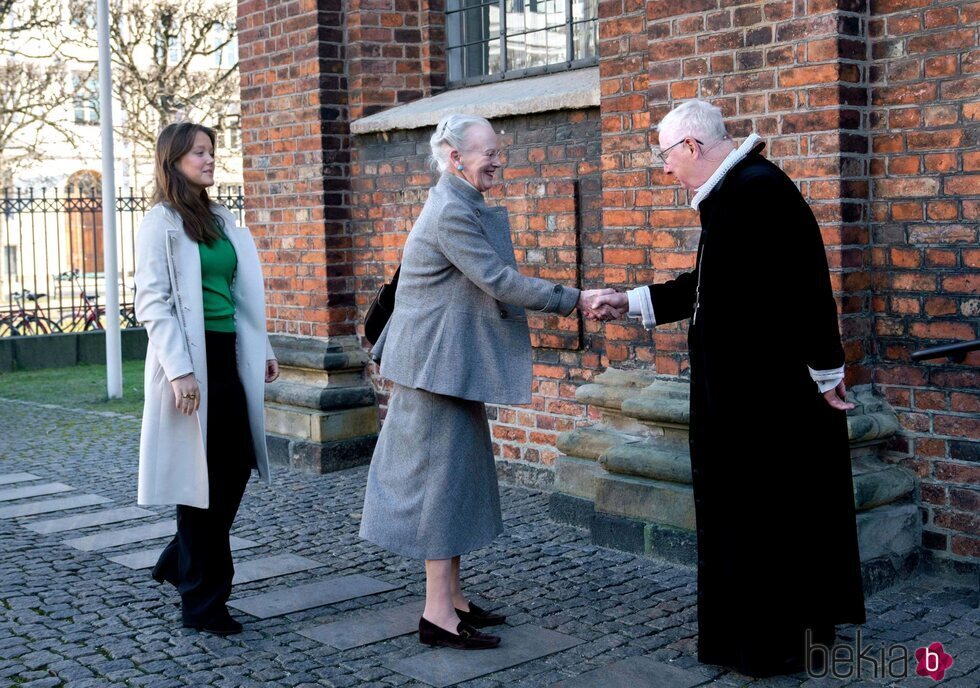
[{"x1": 577, "y1": 289, "x2": 629, "y2": 322}]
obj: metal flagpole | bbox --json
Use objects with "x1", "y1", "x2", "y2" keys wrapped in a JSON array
[{"x1": 97, "y1": 0, "x2": 122, "y2": 398}]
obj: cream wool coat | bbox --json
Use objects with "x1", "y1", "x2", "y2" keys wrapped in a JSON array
[{"x1": 134, "y1": 203, "x2": 274, "y2": 508}]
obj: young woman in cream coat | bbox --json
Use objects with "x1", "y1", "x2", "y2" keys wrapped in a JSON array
[{"x1": 135, "y1": 122, "x2": 277, "y2": 635}]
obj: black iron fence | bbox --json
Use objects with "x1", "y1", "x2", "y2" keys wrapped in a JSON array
[{"x1": 0, "y1": 186, "x2": 244, "y2": 336}]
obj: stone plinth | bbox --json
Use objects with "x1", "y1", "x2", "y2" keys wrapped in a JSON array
[
  {"x1": 550, "y1": 369, "x2": 918, "y2": 595},
  {"x1": 265, "y1": 334, "x2": 378, "y2": 474}
]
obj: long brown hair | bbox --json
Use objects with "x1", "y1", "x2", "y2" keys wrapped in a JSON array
[{"x1": 152, "y1": 122, "x2": 224, "y2": 244}]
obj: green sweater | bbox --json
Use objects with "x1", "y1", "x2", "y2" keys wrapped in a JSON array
[{"x1": 199, "y1": 229, "x2": 237, "y2": 332}]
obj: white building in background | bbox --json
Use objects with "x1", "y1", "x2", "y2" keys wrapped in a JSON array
[
  {"x1": 7, "y1": 0, "x2": 243, "y2": 193},
  {"x1": 1, "y1": 1, "x2": 242, "y2": 315}
]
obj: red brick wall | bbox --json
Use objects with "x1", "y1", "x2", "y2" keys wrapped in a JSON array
[
  {"x1": 597, "y1": 0, "x2": 873, "y2": 379},
  {"x1": 237, "y1": 0, "x2": 979, "y2": 562},
  {"x1": 347, "y1": 1, "x2": 446, "y2": 121},
  {"x1": 237, "y1": 0, "x2": 355, "y2": 337},
  {"x1": 350, "y1": 111, "x2": 606, "y2": 479},
  {"x1": 593, "y1": 0, "x2": 978, "y2": 567},
  {"x1": 867, "y1": 0, "x2": 979, "y2": 564}
]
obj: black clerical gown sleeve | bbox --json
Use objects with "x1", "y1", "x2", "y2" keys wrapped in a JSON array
[{"x1": 647, "y1": 271, "x2": 696, "y2": 326}]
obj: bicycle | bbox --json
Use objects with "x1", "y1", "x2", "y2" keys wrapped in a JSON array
[
  {"x1": 0, "y1": 290, "x2": 63, "y2": 335},
  {"x1": 56, "y1": 270, "x2": 139, "y2": 331}
]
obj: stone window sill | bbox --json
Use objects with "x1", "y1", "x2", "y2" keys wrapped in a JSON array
[{"x1": 350, "y1": 67, "x2": 599, "y2": 135}]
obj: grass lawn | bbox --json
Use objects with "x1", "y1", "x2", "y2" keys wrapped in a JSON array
[{"x1": 0, "y1": 360, "x2": 146, "y2": 417}]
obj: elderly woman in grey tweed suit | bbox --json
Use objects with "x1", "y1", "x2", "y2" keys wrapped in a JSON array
[{"x1": 360, "y1": 114, "x2": 618, "y2": 650}]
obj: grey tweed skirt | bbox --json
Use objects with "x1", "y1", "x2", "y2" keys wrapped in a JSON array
[{"x1": 359, "y1": 383, "x2": 504, "y2": 559}]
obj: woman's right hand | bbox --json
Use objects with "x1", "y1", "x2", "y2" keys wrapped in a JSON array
[{"x1": 171, "y1": 374, "x2": 200, "y2": 416}]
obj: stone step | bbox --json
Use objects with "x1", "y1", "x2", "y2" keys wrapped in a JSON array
[
  {"x1": 233, "y1": 553, "x2": 326, "y2": 585},
  {"x1": 594, "y1": 473, "x2": 695, "y2": 531},
  {"x1": 384, "y1": 624, "x2": 583, "y2": 688},
  {"x1": 599, "y1": 439, "x2": 692, "y2": 484},
  {"x1": 574, "y1": 382, "x2": 639, "y2": 411},
  {"x1": 0, "y1": 483, "x2": 74, "y2": 502},
  {"x1": 553, "y1": 455, "x2": 603, "y2": 502},
  {"x1": 0, "y1": 494, "x2": 111, "y2": 519},
  {"x1": 25, "y1": 507, "x2": 155, "y2": 534},
  {"x1": 555, "y1": 427, "x2": 641, "y2": 461},
  {"x1": 107, "y1": 536, "x2": 258, "y2": 570},
  {"x1": 591, "y1": 367, "x2": 661, "y2": 389},
  {"x1": 299, "y1": 599, "x2": 423, "y2": 650},
  {"x1": 553, "y1": 656, "x2": 713, "y2": 688},
  {"x1": 620, "y1": 396, "x2": 690, "y2": 426},
  {"x1": 229, "y1": 575, "x2": 401, "y2": 619},
  {"x1": 264, "y1": 403, "x2": 378, "y2": 443},
  {"x1": 848, "y1": 410, "x2": 902, "y2": 444},
  {"x1": 852, "y1": 459, "x2": 915, "y2": 510},
  {"x1": 271, "y1": 339, "x2": 369, "y2": 372},
  {"x1": 0, "y1": 472, "x2": 41, "y2": 486},
  {"x1": 264, "y1": 380, "x2": 375, "y2": 411},
  {"x1": 63, "y1": 520, "x2": 176, "y2": 551},
  {"x1": 269, "y1": 333, "x2": 351, "y2": 355}
]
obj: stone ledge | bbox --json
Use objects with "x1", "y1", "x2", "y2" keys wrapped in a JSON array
[
  {"x1": 350, "y1": 67, "x2": 599, "y2": 135},
  {"x1": 264, "y1": 380, "x2": 376, "y2": 411}
]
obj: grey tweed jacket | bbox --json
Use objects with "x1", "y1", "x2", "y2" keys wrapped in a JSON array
[{"x1": 372, "y1": 172, "x2": 581, "y2": 405}]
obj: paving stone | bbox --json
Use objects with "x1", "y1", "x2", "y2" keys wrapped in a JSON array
[
  {"x1": 62, "y1": 520, "x2": 176, "y2": 551},
  {"x1": 385, "y1": 624, "x2": 583, "y2": 687},
  {"x1": 552, "y1": 655, "x2": 712, "y2": 687},
  {"x1": 2, "y1": 398, "x2": 977, "y2": 688},
  {"x1": 25, "y1": 507, "x2": 156, "y2": 534},
  {"x1": 229, "y1": 574, "x2": 402, "y2": 619},
  {"x1": 232, "y1": 553, "x2": 327, "y2": 585},
  {"x1": 0, "y1": 482, "x2": 74, "y2": 502},
  {"x1": 0, "y1": 472, "x2": 40, "y2": 485},
  {"x1": 106, "y1": 537, "x2": 259, "y2": 570},
  {"x1": 0, "y1": 493, "x2": 111, "y2": 518},
  {"x1": 299, "y1": 599, "x2": 424, "y2": 650}
]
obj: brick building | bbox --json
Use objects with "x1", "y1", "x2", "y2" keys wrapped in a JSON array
[{"x1": 235, "y1": 1, "x2": 978, "y2": 580}]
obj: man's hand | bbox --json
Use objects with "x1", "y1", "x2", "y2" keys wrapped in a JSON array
[
  {"x1": 591, "y1": 291, "x2": 628, "y2": 320},
  {"x1": 578, "y1": 289, "x2": 626, "y2": 321},
  {"x1": 265, "y1": 359, "x2": 280, "y2": 383},
  {"x1": 822, "y1": 380, "x2": 855, "y2": 411},
  {"x1": 171, "y1": 374, "x2": 200, "y2": 416}
]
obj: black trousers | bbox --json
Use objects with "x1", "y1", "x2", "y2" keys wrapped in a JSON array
[{"x1": 152, "y1": 331, "x2": 254, "y2": 624}]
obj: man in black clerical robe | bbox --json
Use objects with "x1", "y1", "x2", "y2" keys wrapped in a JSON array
[{"x1": 595, "y1": 100, "x2": 866, "y2": 677}]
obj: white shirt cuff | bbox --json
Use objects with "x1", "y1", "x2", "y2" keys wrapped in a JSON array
[
  {"x1": 808, "y1": 365, "x2": 844, "y2": 394},
  {"x1": 627, "y1": 287, "x2": 656, "y2": 330}
]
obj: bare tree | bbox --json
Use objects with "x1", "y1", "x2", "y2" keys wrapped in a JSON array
[
  {"x1": 68, "y1": 0, "x2": 240, "y2": 164},
  {"x1": 0, "y1": 1, "x2": 73, "y2": 184}
]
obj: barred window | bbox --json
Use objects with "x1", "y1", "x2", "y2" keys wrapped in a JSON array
[{"x1": 447, "y1": 1, "x2": 598, "y2": 87}]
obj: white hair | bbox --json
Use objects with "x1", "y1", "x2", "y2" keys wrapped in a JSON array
[
  {"x1": 656, "y1": 100, "x2": 728, "y2": 145},
  {"x1": 429, "y1": 113, "x2": 492, "y2": 173}
]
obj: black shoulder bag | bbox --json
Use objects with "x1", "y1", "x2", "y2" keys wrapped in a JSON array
[{"x1": 364, "y1": 265, "x2": 400, "y2": 345}]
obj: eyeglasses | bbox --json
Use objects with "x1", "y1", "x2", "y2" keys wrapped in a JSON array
[
  {"x1": 653, "y1": 138, "x2": 703, "y2": 164},
  {"x1": 652, "y1": 135, "x2": 730, "y2": 165},
  {"x1": 461, "y1": 148, "x2": 502, "y2": 161}
]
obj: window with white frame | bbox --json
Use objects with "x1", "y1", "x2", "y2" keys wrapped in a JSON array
[
  {"x1": 220, "y1": 114, "x2": 241, "y2": 152},
  {"x1": 71, "y1": 73, "x2": 99, "y2": 125},
  {"x1": 211, "y1": 22, "x2": 237, "y2": 67},
  {"x1": 446, "y1": 0, "x2": 598, "y2": 86},
  {"x1": 168, "y1": 35, "x2": 182, "y2": 63}
]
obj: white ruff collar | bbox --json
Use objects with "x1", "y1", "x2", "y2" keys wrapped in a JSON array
[{"x1": 690, "y1": 133, "x2": 764, "y2": 211}]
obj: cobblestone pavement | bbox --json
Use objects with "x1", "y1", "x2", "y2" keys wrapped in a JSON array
[{"x1": 0, "y1": 397, "x2": 977, "y2": 688}]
